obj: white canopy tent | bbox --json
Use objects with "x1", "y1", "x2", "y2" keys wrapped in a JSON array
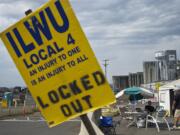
[
  {"x1": 159, "y1": 79, "x2": 180, "y2": 91},
  {"x1": 159, "y1": 79, "x2": 180, "y2": 116}
]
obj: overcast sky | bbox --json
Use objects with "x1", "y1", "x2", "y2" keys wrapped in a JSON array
[{"x1": 0, "y1": 0, "x2": 180, "y2": 87}]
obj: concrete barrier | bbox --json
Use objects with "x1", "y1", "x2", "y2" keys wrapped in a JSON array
[{"x1": 0, "y1": 106, "x2": 35, "y2": 118}]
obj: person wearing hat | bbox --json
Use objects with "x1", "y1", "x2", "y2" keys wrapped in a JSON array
[{"x1": 172, "y1": 89, "x2": 180, "y2": 129}]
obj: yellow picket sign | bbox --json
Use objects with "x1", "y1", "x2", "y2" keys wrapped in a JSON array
[
  {"x1": 0, "y1": 0, "x2": 115, "y2": 127},
  {"x1": 155, "y1": 82, "x2": 161, "y2": 91},
  {"x1": 1, "y1": 99, "x2": 8, "y2": 108}
]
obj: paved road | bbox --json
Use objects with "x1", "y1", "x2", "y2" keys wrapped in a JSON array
[
  {"x1": 1, "y1": 112, "x2": 179, "y2": 135},
  {"x1": 0, "y1": 113, "x2": 81, "y2": 135},
  {"x1": 114, "y1": 116, "x2": 180, "y2": 135},
  {"x1": 116, "y1": 124, "x2": 180, "y2": 135}
]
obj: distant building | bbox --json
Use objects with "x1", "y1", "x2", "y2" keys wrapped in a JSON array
[
  {"x1": 176, "y1": 60, "x2": 180, "y2": 79},
  {"x1": 129, "y1": 72, "x2": 144, "y2": 87},
  {"x1": 112, "y1": 73, "x2": 144, "y2": 92},
  {"x1": 155, "y1": 50, "x2": 177, "y2": 81},
  {"x1": 143, "y1": 61, "x2": 159, "y2": 84},
  {"x1": 112, "y1": 76, "x2": 129, "y2": 92},
  {"x1": 143, "y1": 50, "x2": 178, "y2": 84}
]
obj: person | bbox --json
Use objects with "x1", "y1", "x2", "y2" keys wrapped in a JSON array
[
  {"x1": 129, "y1": 95, "x2": 138, "y2": 111},
  {"x1": 145, "y1": 101, "x2": 155, "y2": 114},
  {"x1": 172, "y1": 90, "x2": 180, "y2": 129}
]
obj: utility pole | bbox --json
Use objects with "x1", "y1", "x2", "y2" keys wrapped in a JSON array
[{"x1": 103, "y1": 59, "x2": 109, "y2": 77}]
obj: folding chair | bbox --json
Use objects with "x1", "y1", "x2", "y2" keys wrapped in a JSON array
[
  {"x1": 99, "y1": 116, "x2": 118, "y2": 135},
  {"x1": 146, "y1": 110, "x2": 171, "y2": 132}
]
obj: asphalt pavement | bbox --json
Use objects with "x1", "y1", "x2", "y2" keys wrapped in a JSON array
[
  {"x1": 0, "y1": 112, "x2": 180, "y2": 135},
  {"x1": 114, "y1": 119, "x2": 180, "y2": 135},
  {"x1": 0, "y1": 113, "x2": 81, "y2": 135}
]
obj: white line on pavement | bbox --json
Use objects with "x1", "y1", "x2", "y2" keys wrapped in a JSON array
[{"x1": 0, "y1": 118, "x2": 81, "y2": 122}]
